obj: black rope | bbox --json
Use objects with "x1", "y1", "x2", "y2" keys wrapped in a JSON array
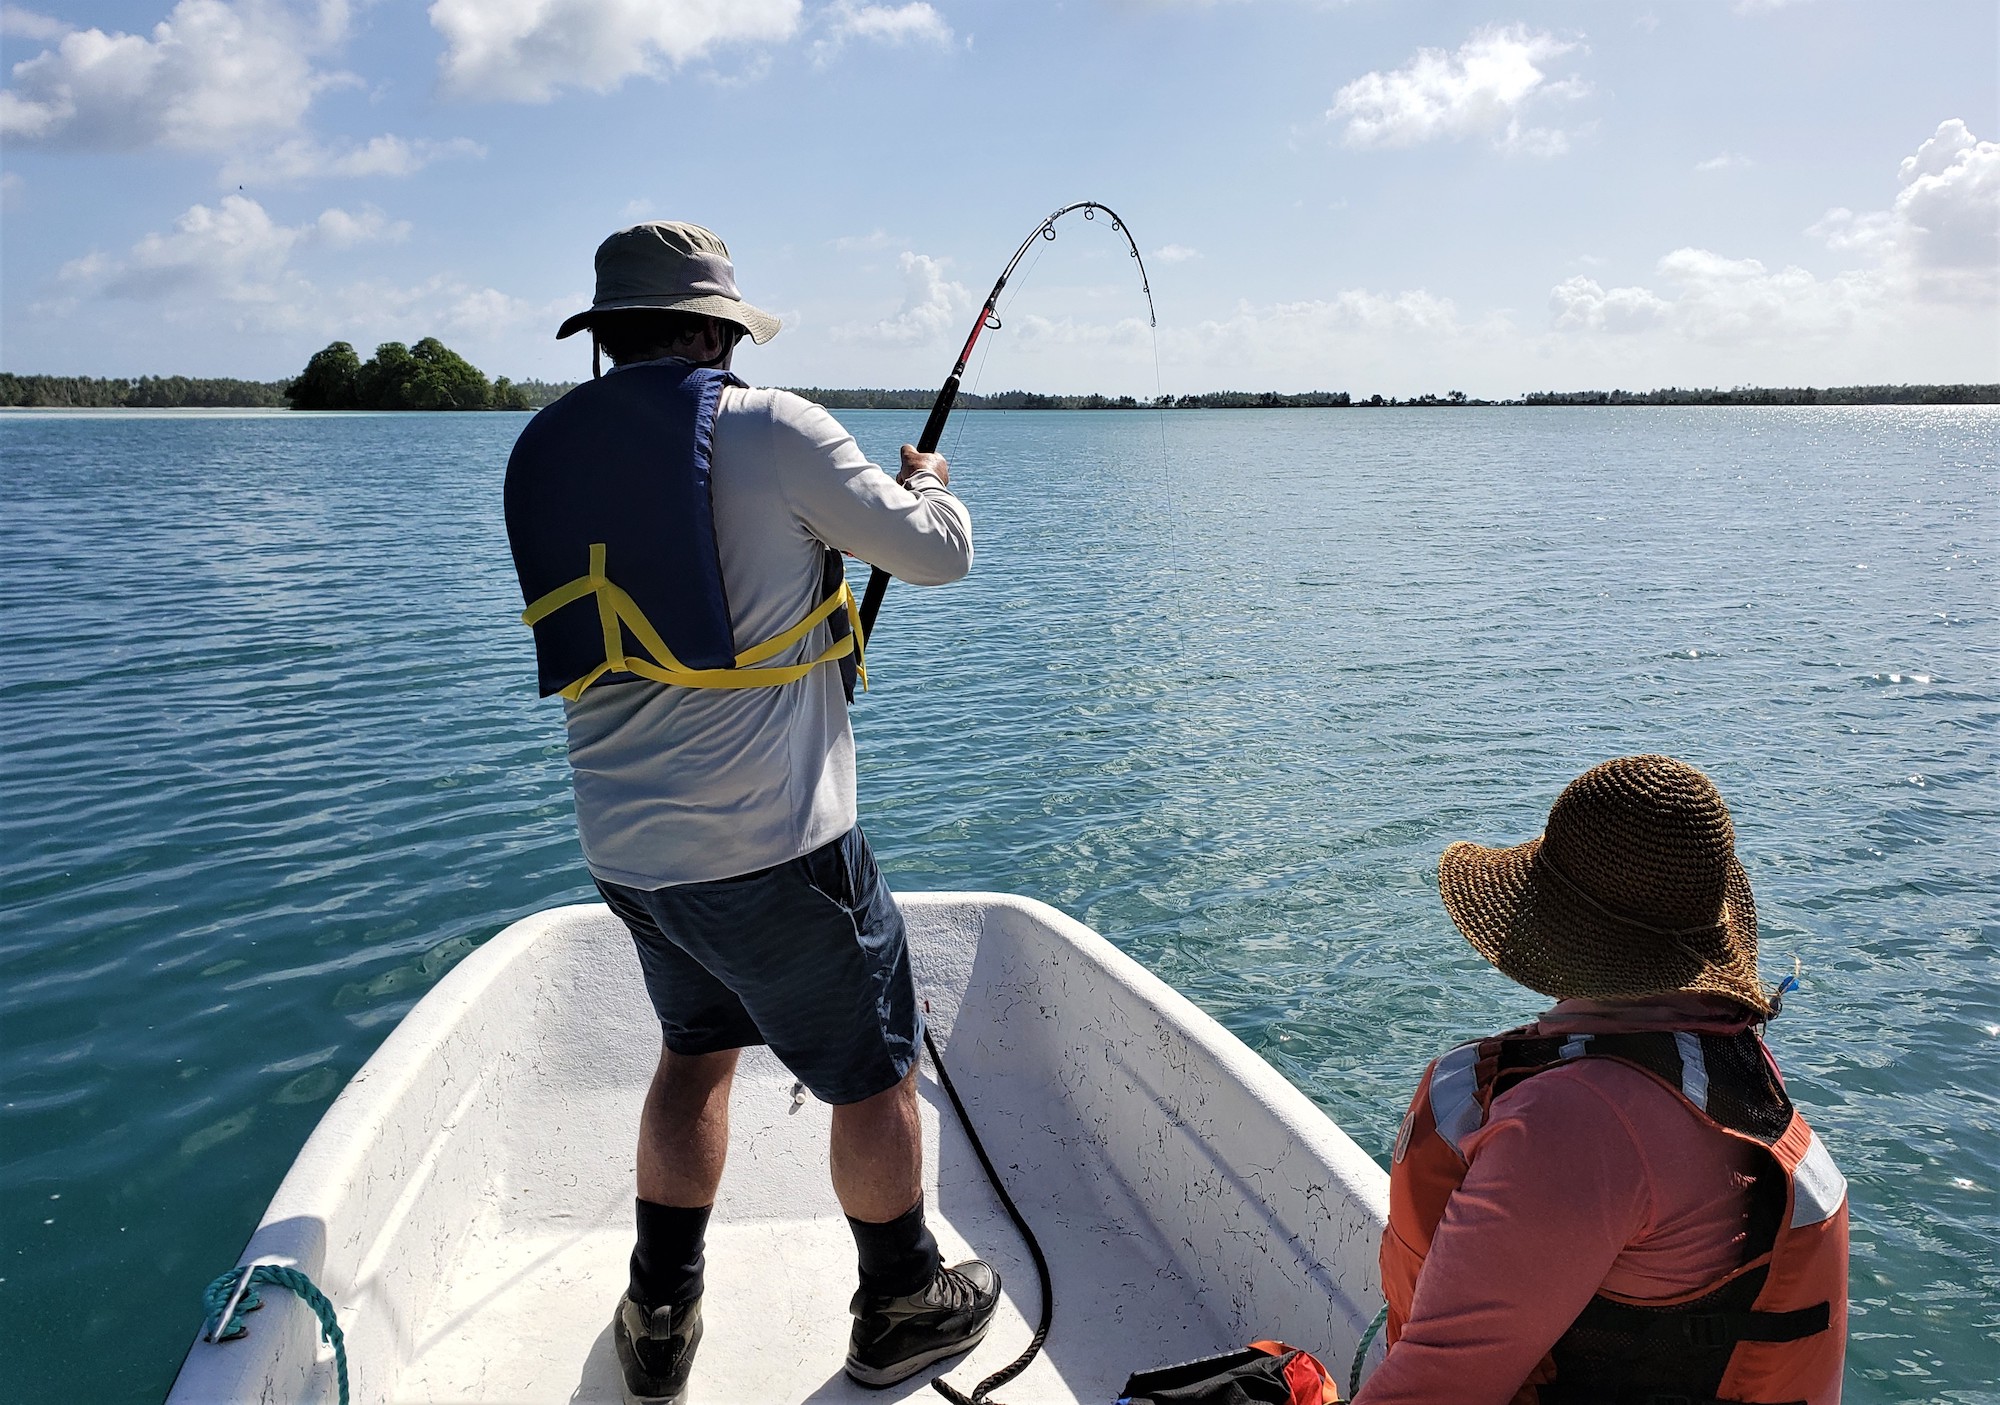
[{"x1": 923, "y1": 1022, "x2": 1053, "y2": 1405}]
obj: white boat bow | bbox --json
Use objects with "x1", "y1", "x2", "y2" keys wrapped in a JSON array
[{"x1": 169, "y1": 892, "x2": 1390, "y2": 1403}]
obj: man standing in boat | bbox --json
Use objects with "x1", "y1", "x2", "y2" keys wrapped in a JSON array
[
  {"x1": 504, "y1": 221, "x2": 997, "y2": 1403},
  {"x1": 1355, "y1": 755, "x2": 1847, "y2": 1404}
]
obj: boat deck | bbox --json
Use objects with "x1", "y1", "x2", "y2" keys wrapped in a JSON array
[
  {"x1": 168, "y1": 898, "x2": 1388, "y2": 1405},
  {"x1": 388, "y1": 1052, "x2": 1232, "y2": 1403}
]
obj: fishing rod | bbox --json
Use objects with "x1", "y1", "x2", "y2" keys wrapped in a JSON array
[{"x1": 856, "y1": 201, "x2": 1158, "y2": 642}]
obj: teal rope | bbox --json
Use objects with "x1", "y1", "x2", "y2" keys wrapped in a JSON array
[
  {"x1": 201, "y1": 1264, "x2": 350, "y2": 1405},
  {"x1": 1348, "y1": 1303, "x2": 1388, "y2": 1398}
]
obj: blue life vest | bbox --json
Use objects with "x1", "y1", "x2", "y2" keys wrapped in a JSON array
[{"x1": 504, "y1": 362, "x2": 862, "y2": 701}]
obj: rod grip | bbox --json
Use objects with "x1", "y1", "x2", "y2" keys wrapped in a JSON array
[
  {"x1": 916, "y1": 376, "x2": 960, "y2": 453},
  {"x1": 858, "y1": 564, "x2": 890, "y2": 640},
  {"x1": 861, "y1": 376, "x2": 962, "y2": 643}
]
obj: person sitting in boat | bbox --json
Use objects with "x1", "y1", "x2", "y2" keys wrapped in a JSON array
[
  {"x1": 504, "y1": 220, "x2": 997, "y2": 1403},
  {"x1": 1355, "y1": 755, "x2": 1847, "y2": 1405}
]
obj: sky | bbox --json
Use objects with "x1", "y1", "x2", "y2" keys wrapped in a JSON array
[{"x1": 2, "y1": 0, "x2": 1995, "y2": 398}]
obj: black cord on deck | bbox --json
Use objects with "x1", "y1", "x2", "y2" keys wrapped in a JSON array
[{"x1": 923, "y1": 1022, "x2": 1054, "y2": 1405}]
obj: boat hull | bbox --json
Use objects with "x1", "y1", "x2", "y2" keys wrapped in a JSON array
[{"x1": 168, "y1": 893, "x2": 1389, "y2": 1403}]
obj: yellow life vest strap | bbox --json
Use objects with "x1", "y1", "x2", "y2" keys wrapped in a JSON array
[{"x1": 520, "y1": 543, "x2": 869, "y2": 702}]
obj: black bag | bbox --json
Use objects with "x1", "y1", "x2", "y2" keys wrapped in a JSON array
[{"x1": 1119, "y1": 1340, "x2": 1338, "y2": 1404}]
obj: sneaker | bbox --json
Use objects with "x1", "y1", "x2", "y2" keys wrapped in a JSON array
[
  {"x1": 845, "y1": 1259, "x2": 1001, "y2": 1389},
  {"x1": 611, "y1": 1292, "x2": 703, "y2": 1405}
]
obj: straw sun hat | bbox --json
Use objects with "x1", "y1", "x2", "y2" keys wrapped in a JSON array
[
  {"x1": 556, "y1": 221, "x2": 781, "y2": 345},
  {"x1": 1438, "y1": 755, "x2": 1768, "y2": 1013}
]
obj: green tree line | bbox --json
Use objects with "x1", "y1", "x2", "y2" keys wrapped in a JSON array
[
  {"x1": 0, "y1": 373, "x2": 290, "y2": 408},
  {"x1": 0, "y1": 338, "x2": 541, "y2": 411},
  {"x1": 1519, "y1": 384, "x2": 1998, "y2": 406},
  {"x1": 783, "y1": 387, "x2": 1358, "y2": 410},
  {"x1": 787, "y1": 384, "x2": 1996, "y2": 409},
  {"x1": 4, "y1": 368, "x2": 1993, "y2": 411}
]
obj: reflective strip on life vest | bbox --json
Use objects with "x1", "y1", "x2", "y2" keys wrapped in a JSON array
[
  {"x1": 521, "y1": 542, "x2": 867, "y2": 701},
  {"x1": 1790, "y1": 1132, "x2": 1847, "y2": 1229},
  {"x1": 1428, "y1": 1041, "x2": 1484, "y2": 1157},
  {"x1": 1674, "y1": 1030, "x2": 1712, "y2": 1111}
]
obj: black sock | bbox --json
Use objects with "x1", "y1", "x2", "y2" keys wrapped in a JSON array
[
  {"x1": 847, "y1": 1198, "x2": 941, "y2": 1298},
  {"x1": 630, "y1": 1199, "x2": 710, "y2": 1310}
]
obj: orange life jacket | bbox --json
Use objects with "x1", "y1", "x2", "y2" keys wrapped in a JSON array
[{"x1": 1382, "y1": 1025, "x2": 1848, "y2": 1405}]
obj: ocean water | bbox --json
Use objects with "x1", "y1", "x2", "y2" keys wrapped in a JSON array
[{"x1": 1, "y1": 405, "x2": 1994, "y2": 1402}]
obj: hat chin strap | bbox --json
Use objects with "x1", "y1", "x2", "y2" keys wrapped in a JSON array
[
  {"x1": 1537, "y1": 849, "x2": 1730, "y2": 945},
  {"x1": 691, "y1": 321, "x2": 742, "y2": 369},
  {"x1": 589, "y1": 323, "x2": 735, "y2": 379}
]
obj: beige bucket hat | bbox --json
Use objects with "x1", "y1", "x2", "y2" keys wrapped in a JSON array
[
  {"x1": 1437, "y1": 755, "x2": 1768, "y2": 1013},
  {"x1": 557, "y1": 221, "x2": 781, "y2": 344}
]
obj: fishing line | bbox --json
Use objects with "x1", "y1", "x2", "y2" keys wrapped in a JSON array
[
  {"x1": 948, "y1": 237, "x2": 1048, "y2": 463},
  {"x1": 858, "y1": 200, "x2": 1157, "y2": 644},
  {"x1": 1149, "y1": 302, "x2": 1170, "y2": 471}
]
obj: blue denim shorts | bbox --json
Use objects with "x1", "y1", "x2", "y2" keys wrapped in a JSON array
[{"x1": 593, "y1": 826, "x2": 921, "y2": 1105}]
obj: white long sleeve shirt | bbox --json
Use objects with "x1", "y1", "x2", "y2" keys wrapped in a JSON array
[{"x1": 562, "y1": 376, "x2": 973, "y2": 888}]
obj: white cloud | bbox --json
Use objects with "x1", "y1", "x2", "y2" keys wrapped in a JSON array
[
  {"x1": 836, "y1": 250, "x2": 971, "y2": 344},
  {"x1": 93, "y1": 196, "x2": 302, "y2": 299},
  {"x1": 1808, "y1": 207, "x2": 1895, "y2": 261},
  {"x1": 0, "y1": 0, "x2": 356, "y2": 152},
  {"x1": 1679, "y1": 251, "x2": 1877, "y2": 341},
  {"x1": 1328, "y1": 24, "x2": 1586, "y2": 156},
  {"x1": 58, "y1": 194, "x2": 404, "y2": 308},
  {"x1": 35, "y1": 195, "x2": 575, "y2": 360},
  {"x1": 813, "y1": 2, "x2": 952, "y2": 64},
  {"x1": 1, "y1": 5, "x2": 70, "y2": 41},
  {"x1": 1889, "y1": 119, "x2": 1996, "y2": 281},
  {"x1": 428, "y1": 0, "x2": 803, "y2": 102},
  {"x1": 833, "y1": 228, "x2": 899, "y2": 252},
  {"x1": 316, "y1": 274, "x2": 571, "y2": 340},
  {"x1": 1154, "y1": 288, "x2": 1479, "y2": 377},
  {"x1": 309, "y1": 205, "x2": 408, "y2": 249},
  {"x1": 1002, "y1": 312, "x2": 1158, "y2": 351},
  {"x1": 826, "y1": 2, "x2": 949, "y2": 45},
  {"x1": 1895, "y1": 120, "x2": 1999, "y2": 266},
  {"x1": 1811, "y1": 119, "x2": 1998, "y2": 297},
  {"x1": 220, "y1": 134, "x2": 486, "y2": 185},
  {"x1": 437, "y1": 284, "x2": 537, "y2": 334},
  {"x1": 822, "y1": 285, "x2": 1483, "y2": 391},
  {"x1": 1154, "y1": 243, "x2": 1198, "y2": 264},
  {"x1": 1655, "y1": 249, "x2": 1882, "y2": 342},
  {"x1": 1549, "y1": 250, "x2": 1881, "y2": 347},
  {"x1": 1549, "y1": 275, "x2": 1671, "y2": 333},
  {"x1": 1696, "y1": 151, "x2": 1753, "y2": 172},
  {"x1": 1551, "y1": 248, "x2": 1884, "y2": 347},
  {"x1": 1551, "y1": 119, "x2": 1999, "y2": 349}
]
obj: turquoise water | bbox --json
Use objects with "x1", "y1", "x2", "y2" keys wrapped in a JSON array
[{"x1": 1, "y1": 406, "x2": 1994, "y2": 1402}]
